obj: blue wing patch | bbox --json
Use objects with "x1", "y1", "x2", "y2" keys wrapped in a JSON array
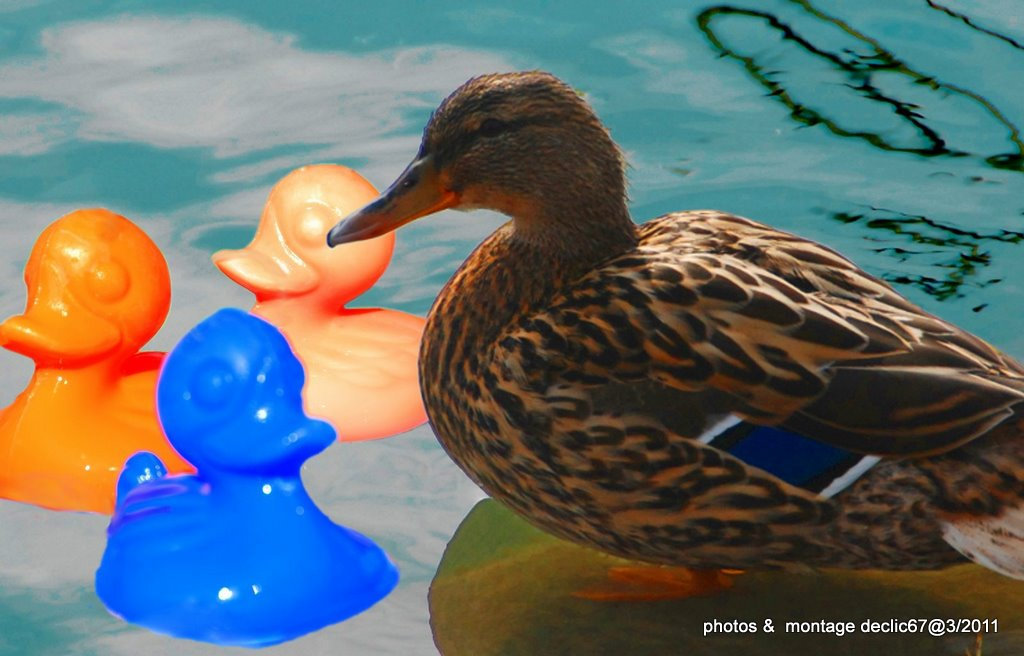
[{"x1": 706, "y1": 421, "x2": 879, "y2": 498}]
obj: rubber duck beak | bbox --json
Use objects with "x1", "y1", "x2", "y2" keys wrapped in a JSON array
[
  {"x1": 213, "y1": 245, "x2": 319, "y2": 297},
  {"x1": 213, "y1": 208, "x2": 320, "y2": 297},
  {"x1": 296, "y1": 417, "x2": 337, "y2": 454},
  {"x1": 0, "y1": 309, "x2": 122, "y2": 364},
  {"x1": 327, "y1": 154, "x2": 459, "y2": 247}
]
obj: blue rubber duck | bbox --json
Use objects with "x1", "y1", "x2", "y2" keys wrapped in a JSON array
[{"x1": 95, "y1": 308, "x2": 398, "y2": 647}]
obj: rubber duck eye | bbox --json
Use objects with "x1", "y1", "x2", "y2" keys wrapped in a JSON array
[
  {"x1": 189, "y1": 360, "x2": 238, "y2": 409},
  {"x1": 478, "y1": 118, "x2": 509, "y2": 138},
  {"x1": 87, "y1": 259, "x2": 130, "y2": 303},
  {"x1": 296, "y1": 209, "x2": 327, "y2": 249}
]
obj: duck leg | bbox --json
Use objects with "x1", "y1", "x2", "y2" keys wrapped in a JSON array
[{"x1": 572, "y1": 565, "x2": 740, "y2": 601}]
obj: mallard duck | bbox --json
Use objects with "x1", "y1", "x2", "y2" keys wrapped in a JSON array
[{"x1": 326, "y1": 71, "x2": 1024, "y2": 580}]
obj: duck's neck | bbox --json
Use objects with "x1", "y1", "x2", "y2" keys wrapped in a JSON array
[
  {"x1": 424, "y1": 198, "x2": 637, "y2": 371},
  {"x1": 28, "y1": 358, "x2": 132, "y2": 397},
  {"x1": 253, "y1": 294, "x2": 345, "y2": 324},
  {"x1": 510, "y1": 199, "x2": 637, "y2": 273},
  {"x1": 202, "y1": 469, "x2": 316, "y2": 508},
  {"x1": 509, "y1": 188, "x2": 637, "y2": 309}
]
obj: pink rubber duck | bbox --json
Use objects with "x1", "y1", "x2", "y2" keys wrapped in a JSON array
[
  {"x1": 213, "y1": 165, "x2": 426, "y2": 441},
  {"x1": 0, "y1": 209, "x2": 193, "y2": 513}
]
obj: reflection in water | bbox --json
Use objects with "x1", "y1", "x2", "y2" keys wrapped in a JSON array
[
  {"x1": 696, "y1": 2, "x2": 1024, "y2": 171},
  {"x1": 696, "y1": 1, "x2": 1024, "y2": 306},
  {"x1": 431, "y1": 500, "x2": 1019, "y2": 656},
  {"x1": 831, "y1": 207, "x2": 1023, "y2": 303},
  {"x1": 925, "y1": 0, "x2": 1024, "y2": 53}
]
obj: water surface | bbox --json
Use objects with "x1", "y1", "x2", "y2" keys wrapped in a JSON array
[{"x1": 0, "y1": 1, "x2": 1022, "y2": 654}]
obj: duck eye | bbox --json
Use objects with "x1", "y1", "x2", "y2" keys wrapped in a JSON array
[
  {"x1": 87, "y1": 259, "x2": 130, "y2": 303},
  {"x1": 478, "y1": 118, "x2": 509, "y2": 138},
  {"x1": 296, "y1": 208, "x2": 327, "y2": 249},
  {"x1": 189, "y1": 360, "x2": 238, "y2": 409}
]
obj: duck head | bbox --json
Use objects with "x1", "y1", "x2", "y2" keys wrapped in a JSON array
[
  {"x1": 157, "y1": 308, "x2": 335, "y2": 475},
  {"x1": 214, "y1": 165, "x2": 395, "y2": 310},
  {"x1": 0, "y1": 209, "x2": 171, "y2": 367},
  {"x1": 327, "y1": 71, "x2": 634, "y2": 255}
]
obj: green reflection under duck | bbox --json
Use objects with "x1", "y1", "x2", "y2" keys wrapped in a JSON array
[
  {"x1": 431, "y1": 499, "x2": 1013, "y2": 655},
  {"x1": 328, "y1": 71, "x2": 1024, "y2": 581}
]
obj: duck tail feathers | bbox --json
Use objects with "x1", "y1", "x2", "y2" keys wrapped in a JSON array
[{"x1": 942, "y1": 505, "x2": 1024, "y2": 579}]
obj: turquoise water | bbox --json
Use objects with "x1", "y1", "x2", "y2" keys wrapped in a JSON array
[{"x1": 0, "y1": 1, "x2": 1022, "y2": 654}]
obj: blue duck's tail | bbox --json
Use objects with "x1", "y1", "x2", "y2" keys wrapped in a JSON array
[{"x1": 116, "y1": 452, "x2": 168, "y2": 506}]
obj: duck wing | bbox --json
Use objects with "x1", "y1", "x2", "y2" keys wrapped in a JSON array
[
  {"x1": 494, "y1": 211, "x2": 1024, "y2": 457},
  {"x1": 297, "y1": 309, "x2": 423, "y2": 388}
]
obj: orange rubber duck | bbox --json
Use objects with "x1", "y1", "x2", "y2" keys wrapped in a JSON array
[
  {"x1": 0, "y1": 209, "x2": 193, "y2": 514},
  {"x1": 213, "y1": 165, "x2": 426, "y2": 442}
]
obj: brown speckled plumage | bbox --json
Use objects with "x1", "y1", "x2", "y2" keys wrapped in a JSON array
[{"x1": 330, "y1": 71, "x2": 1024, "y2": 575}]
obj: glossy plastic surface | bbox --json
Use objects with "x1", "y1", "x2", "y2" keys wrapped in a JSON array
[
  {"x1": 0, "y1": 209, "x2": 193, "y2": 513},
  {"x1": 213, "y1": 165, "x2": 426, "y2": 441},
  {"x1": 95, "y1": 308, "x2": 399, "y2": 647}
]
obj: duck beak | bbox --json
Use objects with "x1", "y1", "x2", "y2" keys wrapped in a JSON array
[
  {"x1": 327, "y1": 154, "x2": 458, "y2": 247},
  {"x1": 212, "y1": 219, "x2": 320, "y2": 299},
  {"x1": 0, "y1": 307, "x2": 122, "y2": 364},
  {"x1": 213, "y1": 245, "x2": 319, "y2": 297}
]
